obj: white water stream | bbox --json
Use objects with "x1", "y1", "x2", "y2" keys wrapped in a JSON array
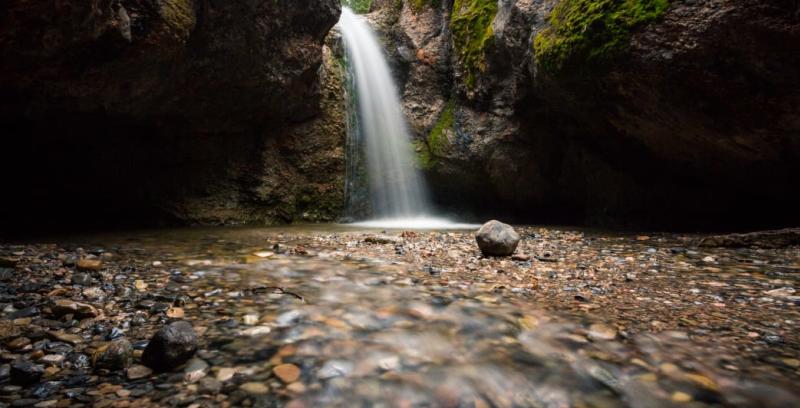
[{"x1": 339, "y1": 7, "x2": 476, "y2": 229}]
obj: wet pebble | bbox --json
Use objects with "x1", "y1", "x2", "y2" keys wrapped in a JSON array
[
  {"x1": 10, "y1": 360, "x2": 44, "y2": 385},
  {"x1": 126, "y1": 365, "x2": 153, "y2": 380},
  {"x1": 92, "y1": 339, "x2": 133, "y2": 370}
]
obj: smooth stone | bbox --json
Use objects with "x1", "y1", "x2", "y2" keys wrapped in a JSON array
[
  {"x1": 39, "y1": 355, "x2": 65, "y2": 365},
  {"x1": 317, "y1": 360, "x2": 353, "y2": 380},
  {"x1": 46, "y1": 331, "x2": 83, "y2": 345},
  {"x1": 126, "y1": 365, "x2": 153, "y2": 380},
  {"x1": 273, "y1": 363, "x2": 301, "y2": 383},
  {"x1": 141, "y1": 321, "x2": 198, "y2": 372},
  {"x1": 475, "y1": 220, "x2": 521, "y2": 257},
  {"x1": 6, "y1": 337, "x2": 31, "y2": 350},
  {"x1": 198, "y1": 377, "x2": 222, "y2": 394},
  {"x1": 183, "y1": 358, "x2": 209, "y2": 383},
  {"x1": 240, "y1": 382, "x2": 269, "y2": 395},
  {"x1": 76, "y1": 259, "x2": 102, "y2": 271},
  {"x1": 81, "y1": 287, "x2": 105, "y2": 300},
  {"x1": 216, "y1": 367, "x2": 237, "y2": 382},
  {"x1": 92, "y1": 339, "x2": 133, "y2": 370},
  {"x1": 50, "y1": 299, "x2": 98, "y2": 318},
  {"x1": 587, "y1": 323, "x2": 617, "y2": 341}
]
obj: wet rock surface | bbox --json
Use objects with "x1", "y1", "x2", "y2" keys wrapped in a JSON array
[{"x1": 0, "y1": 225, "x2": 798, "y2": 406}]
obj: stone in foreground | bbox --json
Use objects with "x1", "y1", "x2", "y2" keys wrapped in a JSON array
[
  {"x1": 92, "y1": 339, "x2": 133, "y2": 370},
  {"x1": 475, "y1": 220, "x2": 521, "y2": 257},
  {"x1": 141, "y1": 321, "x2": 198, "y2": 372}
]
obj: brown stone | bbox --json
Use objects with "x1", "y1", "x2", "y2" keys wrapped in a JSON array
[{"x1": 273, "y1": 363, "x2": 301, "y2": 383}]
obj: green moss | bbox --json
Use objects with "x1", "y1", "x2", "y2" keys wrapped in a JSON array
[
  {"x1": 450, "y1": 0, "x2": 497, "y2": 87},
  {"x1": 414, "y1": 99, "x2": 456, "y2": 170},
  {"x1": 414, "y1": 140, "x2": 437, "y2": 170},
  {"x1": 427, "y1": 99, "x2": 454, "y2": 155},
  {"x1": 160, "y1": 0, "x2": 195, "y2": 37},
  {"x1": 408, "y1": 0, "x2": 442, "y2": 12},
  {"x1": 342, "y1": 0, "x2": 373, "y2": 13},
  {"x1": 534, "y1": 0, "x2": 669, "y2": 74}
]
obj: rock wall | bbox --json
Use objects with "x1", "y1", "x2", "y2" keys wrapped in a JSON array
[
  {"x1": 373, "y1": 0, "x2": 800, "y2": 229},
  {"x1": 0, "y1": 0, "x2": 345, "y2": 233}
]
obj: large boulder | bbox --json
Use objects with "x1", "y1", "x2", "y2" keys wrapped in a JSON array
[{"x1": 475, "y1": 220, "x2": 521, "y2": 257}]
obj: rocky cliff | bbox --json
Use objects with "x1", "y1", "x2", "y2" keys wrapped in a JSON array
[
  {"x1": 0, "y1": 0, "x2": 345, "y2": 232},
  {"x1": 373, "y1": 0, "x2": 800, "y2": 229}
]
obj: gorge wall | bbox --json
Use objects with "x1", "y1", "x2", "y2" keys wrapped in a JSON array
[
  {"x1": 368, "y1": 0, "x2": 800, "y2": 230},
  {"x1": 1, "y1": 0, "x2": 798, "y2": 232},
  {"x1": 0, "y1": 0, "x2": 345, "y2": 233}
]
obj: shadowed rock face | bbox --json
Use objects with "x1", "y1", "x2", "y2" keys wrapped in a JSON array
[
  {"x1": 0, "y1": 0, "x2": 345, "y2": 233},
  {"x1": 375, "y1": 0, "x2": 800, "y2": 230}
]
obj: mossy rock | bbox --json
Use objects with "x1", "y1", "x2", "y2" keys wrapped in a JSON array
[
  {"x1": 450, "y1": 0, "x2": 498, "y2": 87},
  {"x1": 160, "y1": 0, "x2": 196, "y2": 39},
  {"x1": 343, "y1": 0, "x2": 374, "y2": 13},
  {"x1": 415, "y1": 99, "x2": 456, "y2": 170},
  {"x1": 408, "y1": 0, "x2": 442, "y2": 12},
  {"x1": 534, "y1": 0, "x2": 669, "y2": 75}
]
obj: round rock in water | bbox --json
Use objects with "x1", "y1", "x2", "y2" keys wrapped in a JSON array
[
  {"x1": 475, "y1": 220, "x2": 521, "y2": 257},
  {"x1": 141, "y1": 321, "x2": 198, "y2": 372}
]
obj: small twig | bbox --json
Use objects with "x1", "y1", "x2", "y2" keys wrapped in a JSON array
[{"x1": 249, "y1": 285, "x2": 305, "y2": 302}]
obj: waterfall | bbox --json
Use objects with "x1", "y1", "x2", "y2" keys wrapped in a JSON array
[{"x1": 339, "y1": 7, "x2": 476, "y2": 229}]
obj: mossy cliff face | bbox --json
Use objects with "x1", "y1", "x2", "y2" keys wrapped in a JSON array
[
  {"x1": 0, "y1": 0, "x2": 344, "y2": 232},
  {"x1": 534, "y1": 0, "x2": 669, "y2": 74},
  {"x1": 379, "y1": 0, "x2": 800, "y2": 229},
  {"x1": 450, "y1": 0, "x2": 498, "y2": 87}
]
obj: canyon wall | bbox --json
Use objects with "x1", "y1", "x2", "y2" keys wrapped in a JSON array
[
  {"x1": 374, "y1": 0, "x2": 800, "y2": 229},
  {"x1": 0, "y1": 0, "x2": 346, "y2": 232}
]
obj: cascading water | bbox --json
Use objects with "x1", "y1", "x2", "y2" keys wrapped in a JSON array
[{"x1": 339, "y1": 7, "x2": 475, "y2": 229}]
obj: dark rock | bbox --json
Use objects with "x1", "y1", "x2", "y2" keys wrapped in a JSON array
[
  {"x1": 71, "y1": 273, "x2": 94, "y2": 286},
  {"x1": 10, "y1": 360, "x2": 44, "y2": 385},
  {"x1": 106, "y1": 327, "x2": 125, "y2": 341},
  {"x1": 0, "y1": 385, "x2": 21, "y2": 395},
  {"x1": 141, "y1": 321, "x2": 198, "y2": 371},
  {"x1": 11, "y1": 399, "x2": 39, "y2": 407},
  {"x1": 67, "y1": 353, "x2": 91, "y2": 369},
  {"x1": 92, "y1": 339, "x2": 133, "y2": 370},
  {"x1": 475, "y1": 220, "x2": 521, "y2": 257},
  {"x1": 137, "y1": 300, "x2": 156, "y2": 310},
  {"x1": 8, "y1": 306, "x2": 39, "y2": 319},
  {"x1": 765, "y1": 335, "x2": 784, "y2": 346},
  {"x1": 150, "y1": 302, "x2": 171, "y2": 314},
  {"x1": 31, "y1": 381, "x2": 61, "y2": 399},
  {"x1": 698, "y1": 228, "x2": 800, "y2": 249},
  {"x1": 0, "y1": 268, "x2": 13, "y2": 281},
  {"x1": 0, "y1": 257, "x2": 19, "y2": 268}
]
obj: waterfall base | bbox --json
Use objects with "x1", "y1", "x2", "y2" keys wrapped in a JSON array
[{"x1": 348, "y1": 217, "x2": 479, "y2": 230}]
